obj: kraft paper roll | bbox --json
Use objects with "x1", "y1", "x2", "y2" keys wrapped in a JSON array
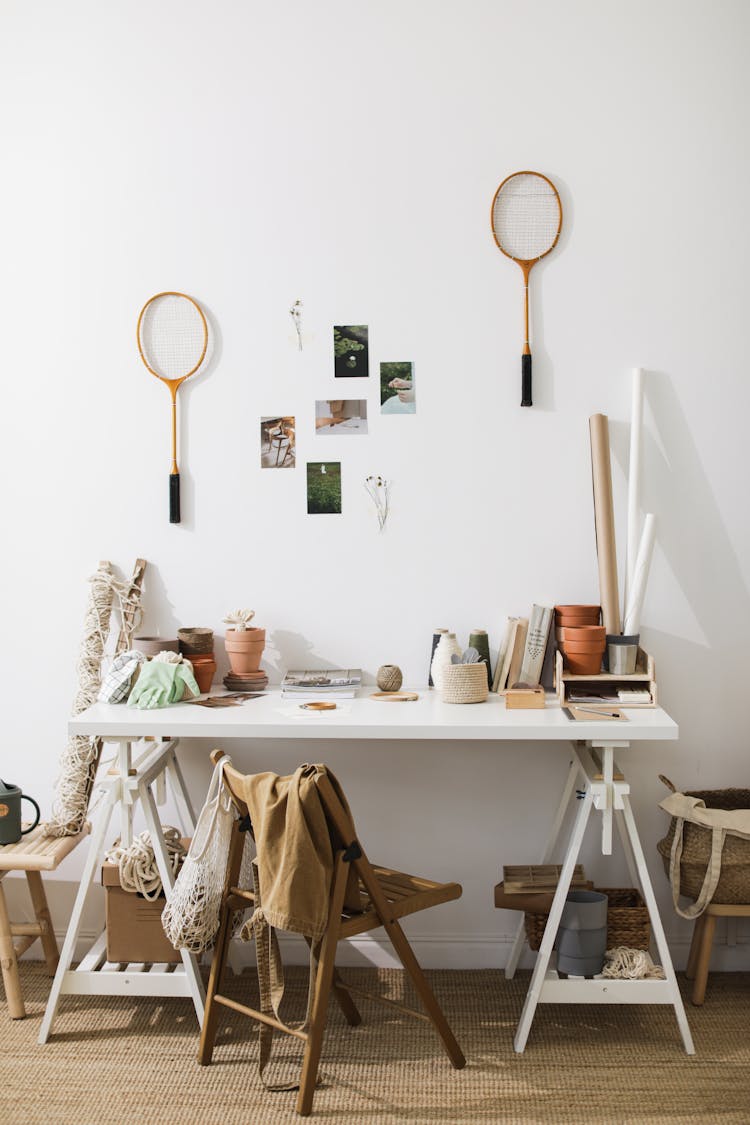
[{"x1": 589, "y1": 413, "x2": 622, "y2": 635}]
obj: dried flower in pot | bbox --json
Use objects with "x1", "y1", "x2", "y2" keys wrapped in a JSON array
[{"x1": 222, "y1": 608, "x2": 266, "y2": 675}]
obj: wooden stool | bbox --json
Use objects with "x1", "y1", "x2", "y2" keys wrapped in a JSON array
[
  {"x1": 0, "y1": 825, "x2": 88, "y2": 1018},
  {"x1": 685, "y1": 902, "x2": 750, "y2": 1005}
]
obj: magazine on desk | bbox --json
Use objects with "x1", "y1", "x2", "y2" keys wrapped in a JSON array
[{"x1": 281, "y1": 669, "x2": 362, "y2": 698}]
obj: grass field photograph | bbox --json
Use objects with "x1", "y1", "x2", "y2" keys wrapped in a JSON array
[{"x1": 307, "y1": 461, "x2": 342, "y2": 514}]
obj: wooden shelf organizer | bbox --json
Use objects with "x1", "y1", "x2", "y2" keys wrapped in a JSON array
[{"x1": 555, "y1": 647, "x2": 657, "y2": 708}]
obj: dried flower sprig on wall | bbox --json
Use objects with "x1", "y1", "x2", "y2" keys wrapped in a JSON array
[
  {"x1": 290, "y1": 299, "x2": 303, "y2": 351},
  {"x1": 364, "y1": 475, "x2": 391, "y2": 531}
]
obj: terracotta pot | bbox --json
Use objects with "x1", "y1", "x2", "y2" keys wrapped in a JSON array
[
  {"x1": 225, "y1": 628, "x2": 266, "y2": 675},
  {"x1": 565, "y1": 652, "x2": 604, "y2": 675},
  {"x1": 558, "y1": 625, "x2": 606, "y2": 643},
  {"x1": 562, "y1": 639, "x2": 606, "y2": 654},
  {"x1": 189, "y1": 656, "x2": 216, "y2": 694},
  {"x1": 555, "y1": 605, "x2": 601, "y2": 626}
]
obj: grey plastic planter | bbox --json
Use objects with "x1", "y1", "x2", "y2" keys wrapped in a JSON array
[{"x1": 556, "y1": 890, "x2": 608, "y2": 976}]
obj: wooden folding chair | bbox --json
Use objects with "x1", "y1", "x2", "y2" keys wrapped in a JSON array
[
  {"x1": 0, "y1": 826, "x2": 88, "y2": 1019},
  {"x1": 199, "y1": 751, "x2": 465, "y2": 1116}
]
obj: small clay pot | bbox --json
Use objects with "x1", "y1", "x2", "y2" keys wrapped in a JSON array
[
  {"x1": 189, "y1": 655, "x2": 216, "y2": 694},
  {"x1": 558, "y1": 625, "x2": 606, "y2": 643},
  {"x1": 225, "y1": 627, "x2": 266, "y2": 675},
  {"x1": 565, "y1": 653, "x2": 604, "y2": 675},
  {"x1": 555, "y1": 605, "x2": 601, "y2": 626},
  {"x1": 562, "y1": 639, "x2": 606, "y2": 654},
  {"x1": 376, "y1": 664, "x2": 403, "y2": 692}
]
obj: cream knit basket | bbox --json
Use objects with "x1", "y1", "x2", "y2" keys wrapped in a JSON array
[{"x1": 441, "y1": 663, "x2": 489, "y2": 704}]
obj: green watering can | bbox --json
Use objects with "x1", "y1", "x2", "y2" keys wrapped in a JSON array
[{"x1": 0, "y1": 779, "x2": 41, "y2": 845}]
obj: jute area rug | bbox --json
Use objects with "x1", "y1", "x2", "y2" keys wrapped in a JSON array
[{"x1": 2, "y1": 964, "x2": 749, "y2": 1124}]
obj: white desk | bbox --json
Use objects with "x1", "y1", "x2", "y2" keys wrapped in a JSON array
[{"x1": 41, "y1": 691, "x2": 693, "y2": 1054}]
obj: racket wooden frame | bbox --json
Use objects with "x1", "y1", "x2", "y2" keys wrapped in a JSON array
[
  {"x1": 136, "y1": 291, "x2": 208, "y2": 523},
  {"x1": 490, "y1": 171, "x2": 562, "y2": 407}
]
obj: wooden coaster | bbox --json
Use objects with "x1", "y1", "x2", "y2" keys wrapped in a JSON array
[
  {"x1": 300, "y1": 701, "x2": 337, "y2": 711},
  {"x1": 369, "y1": 691, "x2": 419, "y2": 702}
]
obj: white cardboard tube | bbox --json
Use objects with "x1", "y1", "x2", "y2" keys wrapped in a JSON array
[
  {"x1": 624, "y1": 367, "x2": 644, "y2": 618},
  {"x1": 624, "y1": 512, "x2": 656, "y2": 636}
]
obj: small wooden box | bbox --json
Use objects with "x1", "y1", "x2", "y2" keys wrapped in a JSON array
[
  {"x1": 555, "y1": 648, "x2": 657, "y2": 708},
  {"x1": 505, "y1": 685, "x2": 546, "y2": 709}
]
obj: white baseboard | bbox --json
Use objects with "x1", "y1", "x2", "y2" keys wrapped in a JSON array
[{"x1": 28, "y1": 926, "x2": 749, "y2": 973}]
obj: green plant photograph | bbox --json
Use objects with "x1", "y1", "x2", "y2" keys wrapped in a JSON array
[
  {"x1": 333, "y1": 325, "x2": 369, "y2": 378},
  {"x1": 307, "y1": 462, "x2": 342, "y2": 514}
]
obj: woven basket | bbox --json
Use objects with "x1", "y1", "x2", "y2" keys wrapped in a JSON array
[
  {"x1": 525, "y1": 887, "x2": 650, "y2": 952},
  {"x1": 178, "y1": 627, "x2": 214, "y2": 655},
  {"x1": 657, "y1": 787, "x2": 750, "y2": 905},
  {"x1": 441, "y1": 663, "x2": 488, "y2": 704}
]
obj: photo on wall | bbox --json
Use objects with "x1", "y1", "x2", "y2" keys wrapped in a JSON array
[
  {"x1": 307, "y1": 462, "x2": 342, "y2": 514},
  {"x1": 380, "y1": 361, "x2": 415, "y2": 414},
  {"x1": 314, "y1": 399, "x2": 368, "y2": 435},
  {"x1": 334, "y1": 325, "x2": 369, "y2": 378},
  {"x1": 260, "y1": 416, "x2": 296, "y2": 468}
]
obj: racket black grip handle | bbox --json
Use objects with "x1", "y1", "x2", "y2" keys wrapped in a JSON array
[
  {"x1": 521, "y1": 354, "x2": 532, "y2": 407},
  {"x1": 169, "y1": 473, "x2": 181, "y2": 524}
]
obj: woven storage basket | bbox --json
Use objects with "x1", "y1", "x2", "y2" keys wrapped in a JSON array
[
  {"x1": 524, "y1": 887, "x2": 650, "y2": 952},
  {"x1": 657, "y1": 787, "x2": 750, "y2": 905},
  {"x1": 178, "y1": 627, "x2": 214, "y2": 655},
  {"x1": 441, "y1": 663, "x2": 489, "y2": 704}
]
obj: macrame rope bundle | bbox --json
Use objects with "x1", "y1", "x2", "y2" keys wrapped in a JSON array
[
  {"x1": 106, "y1": 826, "x2": 186, "y2": 899},
  {"x1": 601, "y1": 946, "x2": 665, "y2": 980},
  {"x1": 44, "y1": 560, "x2": 146, "y2": 838}
]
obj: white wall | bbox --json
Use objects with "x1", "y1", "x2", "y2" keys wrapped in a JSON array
[{"x1": 2, "y1": 0, "x2": 749, "y2": 969}]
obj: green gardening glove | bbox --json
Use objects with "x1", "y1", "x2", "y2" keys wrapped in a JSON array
[{"x1": 127, "y1": 660, "x2": 199, "y2": 709}]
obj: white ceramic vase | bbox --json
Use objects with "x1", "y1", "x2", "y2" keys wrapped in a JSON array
[{"x1": 430, "y1": 632, "x2": 462, "y2": 691}]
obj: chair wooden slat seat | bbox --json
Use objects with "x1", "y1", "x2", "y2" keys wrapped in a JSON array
[
  {"x1": 198, "y1": 752, "x2": 465, "y2": 1116},
  {"x1": 0, "y1": 824, "x2": 89, "y2": 1018}
]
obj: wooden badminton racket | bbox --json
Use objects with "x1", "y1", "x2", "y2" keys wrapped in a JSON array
[
  {"x1": 491, "y1": 171, "x2": 562, "y2": 407},
  {"x1": 136, "y1": 291, "x2": 208, "y2": 523}
]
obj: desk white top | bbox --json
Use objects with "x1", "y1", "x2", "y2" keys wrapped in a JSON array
[{"x1": 69, "y1": 690, "x2": 678, "y2": 742}]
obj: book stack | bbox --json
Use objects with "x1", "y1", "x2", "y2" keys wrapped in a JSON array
[
  {"x1": 280, "y1": 669, "x2": 362, "y2": 700},
  {"x1": 492, "y1": 605, "x2": 554, "y2": 694}
]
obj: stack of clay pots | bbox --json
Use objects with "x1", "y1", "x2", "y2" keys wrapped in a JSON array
[
  {"x1": 555, "y1": 605, "x2": 605, "y2": 675},
  {"x1": 178, "y1": 627, "x2": 216, "y2": 694},
  {"x1": 223, "y1": 626, "x2": 268, "y2": 692}
]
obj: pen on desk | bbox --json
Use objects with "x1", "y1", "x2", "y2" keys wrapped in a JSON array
[{"x1": 572, "y1": 705, "x2": 621, "y2": 718}]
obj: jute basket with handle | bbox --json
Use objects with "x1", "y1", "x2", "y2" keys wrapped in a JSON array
[{"x1": 656, "y1": 775, "x2": 750, "y2": 917}]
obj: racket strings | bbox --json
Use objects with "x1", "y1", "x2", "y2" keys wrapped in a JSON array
[
  {"x1": 139, "y1": 295, "x2": 207, "y2": 381},
  {"x1": 492, "y1": 174, "x2": 560, "y2": 261}
]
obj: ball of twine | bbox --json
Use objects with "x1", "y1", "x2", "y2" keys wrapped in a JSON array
[{"x1": 377, "y1": 664, "x2": 403, "y2": 692}]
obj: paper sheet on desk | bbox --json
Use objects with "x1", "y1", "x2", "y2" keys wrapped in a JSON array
[{"x1": 563, "y1": 706, "x2": 628, "y2": 722}]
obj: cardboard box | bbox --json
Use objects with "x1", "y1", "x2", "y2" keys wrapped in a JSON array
[{"x1": 101, "y1": 842, "x2": 189, "y2": 964}]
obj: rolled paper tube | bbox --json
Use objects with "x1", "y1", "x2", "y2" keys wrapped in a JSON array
[
  {"x1": 589, "y1": 414, "x2": 622, "y2": 636},
  {"x1": 624, "y1": 367, "x2": 644, "y2": 617},
  {"x1": 623, "y1": 513, "x2": 656, "y2": 636},
  {"x1": 469, "y1": 630, "x2": 493, "y2": 688}
]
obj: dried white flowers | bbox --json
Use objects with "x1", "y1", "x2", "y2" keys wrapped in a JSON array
[
  {"x1": 289, "y1": 299, "x2": 303, "y2": 351},
  {"x1": 222, "y1": 609, "x2": 256, "y2": 631},
  {"x1": 364, "y1": 475, "x2": 391, "y2": 531}
]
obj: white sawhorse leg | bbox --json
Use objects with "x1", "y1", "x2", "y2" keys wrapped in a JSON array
[
  {"x1": 39, "y1": 738, "x2": 206, "y2": 1043},
  {"x1": 512, "y1": 740, "x2": 694, "y2": 1056}
]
